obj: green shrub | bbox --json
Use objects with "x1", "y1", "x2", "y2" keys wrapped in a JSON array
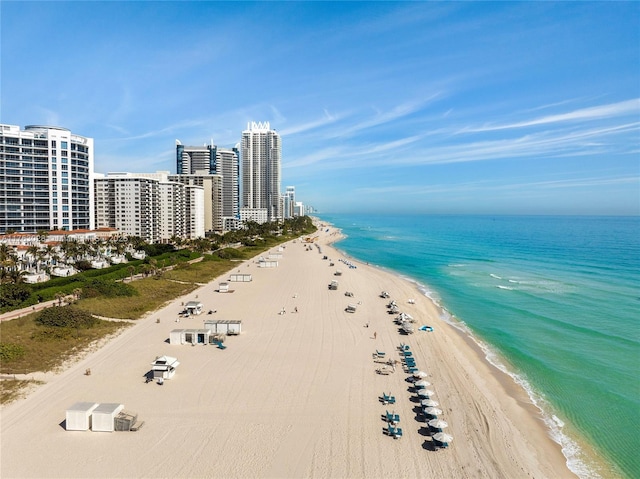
[
  {"x1": 36, "y1": 305, "x2": 99, "y2": 329},
  {"x1": 216, "y1": 248, "x2": 245, "y2": 260},
  {"x1": 31, "y1": 327, "x2": 75, "y2": 341},
  {"x1": 0, "y1": 284, "x2": 31, "y2": 308},
  {"x1": 0, "y1": 343, "x2": 26, "y2": 362},
  {"x1": 81, "y1": 278, "x2": 137, "y2": 298}
]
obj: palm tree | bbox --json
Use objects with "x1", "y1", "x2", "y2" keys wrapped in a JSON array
[
  {"x1": 8, "y1": 269, "x2": 27, "y2": 284},
  {"x1": 127, "y1": 265, "x2": 135, "y2": 282},
  {"x1": 26, "y1": 245, "x2": 39, "y2": 271},
  {"x1": 72, "y1": 288, "x2": 82, "y2": 301},
  {"x1": 54, "y1": 292, "x2": 65, "y2": 306}
]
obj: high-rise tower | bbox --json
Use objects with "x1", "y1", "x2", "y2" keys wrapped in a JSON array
[
  {"x1": 240, "y1": 122, "x2": 281, "y2": 222},
  {"x1": 0, "y1": 124, "x2": 94, "y2": 233}
]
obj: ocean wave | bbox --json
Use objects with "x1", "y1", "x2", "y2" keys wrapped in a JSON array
[
  {"x1": 490, "y1": 273, "x2": 502, "y2": 280},
  {"x1": 496, "y1": 285, "x2": 514, "y2": 290},
  {"x1": 417, "y1": 289, "x2": 600, "y2": 479}
]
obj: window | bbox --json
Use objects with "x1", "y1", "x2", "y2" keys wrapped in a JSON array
[{"x1": 61, "y1": 141, "x2": 67, "y2": 149}]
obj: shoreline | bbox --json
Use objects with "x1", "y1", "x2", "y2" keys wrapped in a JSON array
[
  {"x1": 1, "y1": 224, "x2": 578, "y2": 478},
  {"x1": 323, "y1": 220, "x2": 615, "y2": 479}
]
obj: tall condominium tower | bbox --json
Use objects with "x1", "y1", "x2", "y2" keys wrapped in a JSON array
[
  {"x1": 210, "y1": 145, "x2": 240, "y2": 221},
  {"x1": 284, "y1": 186, "x2": 296, "y2": 219},
  {"x1": 0, "y1": 124, "x2": 94, "y2": 233},
  {"x1": 176, "y1": 141, "x2": 239, "y2": 223},
  {"x1": 176, "y1": 141, "x2": 214, "y2": 174},
  {"x1": 241, "y1": 122, "x2": 281, "y2": 222}
]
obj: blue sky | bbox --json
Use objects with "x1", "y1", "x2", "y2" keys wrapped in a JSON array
[{"x1": 2, "y1": 2, "x2": 639, "y2": 215}]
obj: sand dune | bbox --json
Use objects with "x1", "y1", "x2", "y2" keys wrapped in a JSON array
[{"x1": 0, "y1": 225, "x2": 574, "y2": 478}]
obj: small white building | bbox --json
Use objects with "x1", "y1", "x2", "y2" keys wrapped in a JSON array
[
  {"x1": 218, "y1": 282, "x2": 230, "y2": 293},
  {"x1": 204, "y1": 320, "x2": 242, "y2": 336},
  {"x1": 170, "y1": 328, "x2": 212, "y2": 345},
  {"x1": 92, "y1": 403, "x2": 125, "y2": 432},
  {"x1": 184, "y1": 301, "x2": 203, "y2": 315},
  {"x1": 268, "y1": 253, "x2": 283, "y2": 260},
  {"x1": 151, "y1": 356, "x2": 180, "y2": 379},
  {"x1": 65, "y1": 402, "x2": 98, "y2": 431},
  {"x1": 229, "y1": 273, "x2": 252, "y2": 282},
  {"x1": 258, "y1": 260, "x2": 278, "y2": 268}
]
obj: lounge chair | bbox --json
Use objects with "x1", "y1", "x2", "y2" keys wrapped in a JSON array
[
  {"x1": 384, "y1": 410, "x2": 400, "y2": 424},
  {"x1": 387, "y1": 425, "x2": 403, "y2": 439},
  {"x1": 216, "y1": 341, "x2": 227, "y2": 350},
  {"x1": 433, "y1": 438, "x2": 449, "y2": 448},
  {"x1": 407, "y1": 366, "x2": 418, "y2": 373},
  {"x1": 376, "y1": 350, "x2": 386, "y2": 358},
  {"x1": 381, "y1": 393, "x2": 396, "y2": 404},
  {"x1": 402, "y1": 350, "x2": 413, "y2": 357}
]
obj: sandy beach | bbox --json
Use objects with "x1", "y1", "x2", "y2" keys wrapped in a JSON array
[{"x1": 0, "y1": 224, "x2": 575, "y2": 478}]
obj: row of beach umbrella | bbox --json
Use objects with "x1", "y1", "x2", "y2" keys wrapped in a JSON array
[{"x1": 413, "y1": 371, "x2": 454, "y2": 445}]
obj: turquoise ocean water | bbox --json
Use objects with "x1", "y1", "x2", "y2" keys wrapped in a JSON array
[{"x1": 318, "y1": 214, "x2": 639, "y2": 479}]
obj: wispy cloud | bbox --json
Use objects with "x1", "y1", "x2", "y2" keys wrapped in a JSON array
[
  {"x1": 279, "y1": 109, "x2": 343, "y2": 136},
  {"x1": 469, "y1": 99, "x2": 640, "y2": 132},
  {"x1": 329, "y1": 94, "x2": 442, "y2": 138}
]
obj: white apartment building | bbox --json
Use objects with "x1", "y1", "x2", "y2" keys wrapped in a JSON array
[
  {"x1": 0, "y1": 124, "x2": 94, "y2": 233},
  {"x1": 95, "y1": 172, "x2": 205, "y2": 243},
  {"x1": 239, "y1": 207, "x2": 268, "y2": 224},
  {"x1": 169, "y1": 173, "x2": 223, "y2": 233},
  {"x1": 241, "y1": 122, "x2": 282, "y2": 222}
]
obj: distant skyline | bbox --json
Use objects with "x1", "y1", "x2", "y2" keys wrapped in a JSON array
[{"x1": 2, "y1": 2, "x2": 639, "y2": 215}]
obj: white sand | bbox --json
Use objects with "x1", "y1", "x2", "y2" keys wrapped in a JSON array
[{"x1": 0, "y1": 226, "x2": 575, "y2": 478}]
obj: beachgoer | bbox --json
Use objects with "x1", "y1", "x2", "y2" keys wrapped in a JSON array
[
  {"x1": 374, "y1": 332, "x2": 377, "y2": 340},
  {"x1": 294, "y1": 307, "x2": 298, "y2": 313}
]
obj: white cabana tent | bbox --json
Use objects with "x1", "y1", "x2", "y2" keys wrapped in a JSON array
[
  {"x1": 184, "y1": 301, "x2": 203, "y2": 315},
  {"x1": 151, "y1": 356, "x2": 180, "y2": 379},
  {"x1": 204, "y1": 320, "x2": 242, "y2": 336},
  {"x1": 170, "y1": 328, "x2": 212, "y2": 345},
  {"x1": 229, "y1": 273, "x2": 252, "y2": 282},
  {"x1": 258, "y1": 260, "x2": 278, "y2": 268},
  {"x1": 218, "y1": 282, "x2": 230, "y2": 293},
  {"x1": 92, "y1": 403, "x2": 124, "y2": 432},
  {"x1": 65, "y1": 402, "x2": 98, "y2": 431}
]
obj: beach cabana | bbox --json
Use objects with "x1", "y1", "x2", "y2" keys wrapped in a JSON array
[
  {"x1": 151, "y1": 356, "x2": 180, "y2": 379},
  {"x1": 218, "y1": 282, "x2": 230, "y2": 293},
  {"x1": 92, "y1": 403, "x2": 124, "y2": 432},
  {"x1": 204, "y1": 320, "x2": 242, "y2": 336},
  {"x1": 169, "y1": 329, "x2": 211, "y2": 345},
  {"x1": 229, "y1": 273, "x2": 252, "y2": 282},
  {"x1": 184, "y1": 301, "x2": 203, "y2": 315},
  {"x1": 258, "y1": 260, "x2": 278, "y2": 268},
  {"x1": 65, "y1": 402, "x2": 98, "y2": 431}
]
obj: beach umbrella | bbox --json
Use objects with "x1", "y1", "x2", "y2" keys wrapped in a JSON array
[
  {"x1": 428, "y1": 419, "x2": 448, "y2": 429},
  {"x1": 424, "y1": 407, "x2": 442, "y2": 416},
  {"x1": 421, "y1": 399, "x2": 439, "y2": 407},
  {"x1": 414, "y1": 380, "x2": 431, "y2": 387},
  {"x1": 433, "y1": 432, "x2": 453, "y2": 443},
  {"x1": 417, "y1": 389, "x2": 435, "y2": 397},
  {"x1": 413, "y1": 371, "x2": 428, "y2": 379}
]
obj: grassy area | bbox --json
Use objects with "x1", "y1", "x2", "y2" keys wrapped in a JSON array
[
  {"x1": 162, "y1": 255, "x2": 238, "y2": 284},
  {"x1": 0, "y1": 312, "x2": 131, "y2": 375},
  {"x1": 74, "y1": 278, "x2": 200, "y2": 319},
  {"x1": 0, "y1": 379, "x2": 45, "y2": 405}
]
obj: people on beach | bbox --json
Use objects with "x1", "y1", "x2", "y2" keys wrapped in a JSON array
[{"x1": 373, "y1": 331, "x2": 377, "y2": 340}]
